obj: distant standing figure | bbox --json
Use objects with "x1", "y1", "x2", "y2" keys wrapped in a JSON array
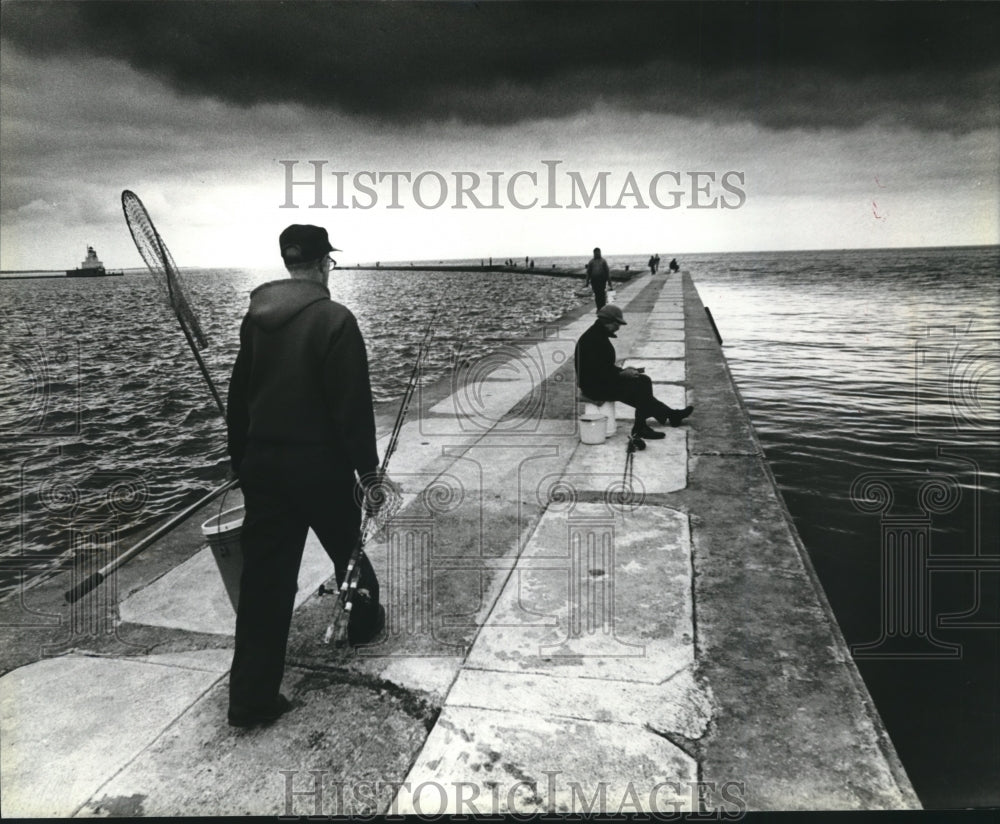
[
  {"x1": 669, "y1": 258, "x2": 679, "y2": 273},
  {"x1": 654, "y1": 254, "x2": 660, "y2": 273},
  {"x1": 584, "y1": 247, "x2": 611, "y2": 310},
  {"x1": 648, "y1": 255, "x2": 656, "y2": 275}
]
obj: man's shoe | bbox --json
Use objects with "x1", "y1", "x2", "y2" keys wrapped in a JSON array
[
  {"x1": 637, "y1": 424, "x2": 666, "y2": 440},
  {"x1": 668, "y1": 406, "x2": 694, "y2": 427},
  {"x1": 228, "y1": 694, "x2": 292, "y2": 728}
]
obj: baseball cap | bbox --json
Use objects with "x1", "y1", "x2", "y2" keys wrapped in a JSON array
[
  {"x1": 279, "y1": 224, "x2": 339, "y2": 263},
  {"x1": 596, "y1": 304, "x2": 627, "y2": 324}
]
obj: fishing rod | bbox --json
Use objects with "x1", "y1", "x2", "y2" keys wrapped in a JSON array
[
  {"x1": 623, "y1": 429, "x2": 644, "y2": 500},
  {"x1": 323, "y1": 296, "x2": 445, "y2": 645},
  {"x1": 619, "y1": 410, "x2": 650, "y2": 509},
  {"x1": 64, "y1": 192, "x2": 229, "y2": 603}
]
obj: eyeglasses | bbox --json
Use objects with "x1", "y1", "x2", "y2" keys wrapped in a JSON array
[{"x1": 324, "y1": 255, "x2": 337, "y2": 267}]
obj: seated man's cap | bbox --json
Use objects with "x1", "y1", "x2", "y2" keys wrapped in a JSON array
[
  {"x1": 279, "y1": 224, "x2": 339, "y2": 263},
  {"x1": 596, "y1": 304, "x2": 627, "y2": 324}
]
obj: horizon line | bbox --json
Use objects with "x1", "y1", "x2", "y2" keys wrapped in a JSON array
[{"x1": 2, "y1": 241, "x2": 996, "y2": 275}]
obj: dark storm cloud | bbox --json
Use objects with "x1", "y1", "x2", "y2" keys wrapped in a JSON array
[{"x1": 2, "y1": 1, "x2": 997, "y2": 131}]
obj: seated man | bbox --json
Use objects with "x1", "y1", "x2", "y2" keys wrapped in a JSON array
[{"x1": 574, "y1": 304, "x2": 693, "y2": 440}]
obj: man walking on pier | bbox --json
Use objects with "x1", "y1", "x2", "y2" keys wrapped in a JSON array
[
  {"x1": 225, "y1": 224, "x2": 388, "y2": 727},
  {"x1": 584, "y1": 246, "x2": 611, "y2": 309},
  {"x1": 575, "y1": 304, "x2": 694, "y2": 441}
]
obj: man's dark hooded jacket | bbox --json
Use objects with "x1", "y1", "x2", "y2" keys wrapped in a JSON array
[{"x1": 227, "y1": 279, "x2": 378, "y2": 477}]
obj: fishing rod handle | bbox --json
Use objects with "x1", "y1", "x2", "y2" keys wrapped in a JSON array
[
  {"x1": 63, "y1": 477, "x2": 239, "y2": 603},
  {"x1": 65, "y1": 572, "x2": 105, "y2": 603}
]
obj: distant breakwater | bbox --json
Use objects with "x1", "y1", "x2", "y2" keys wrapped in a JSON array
[{"x1": 335, "y1": 264, "x2": 638, "y2": 282}]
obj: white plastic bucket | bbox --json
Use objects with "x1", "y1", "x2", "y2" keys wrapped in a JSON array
[
  {"x1": 583, "y1": 401, "x2": 617, "y2": 437},
  {"x1": 579, "y1": 413, "x2": 608, "y2": 445},
  {"x1": 201, "y1": 505, "x2": 245, "y2": 611}
]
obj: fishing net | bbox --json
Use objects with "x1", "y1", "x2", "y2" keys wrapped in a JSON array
[
  {"x1": 121, "y1": 190, "x2": 208, "y2": 349},
  {"x1": 121, "y1": 189, "x2": 224, "y2": 416}
]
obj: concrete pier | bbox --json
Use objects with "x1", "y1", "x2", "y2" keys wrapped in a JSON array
[{"x1": 0, "y1": 272, "x2": 920, "y2": 816}]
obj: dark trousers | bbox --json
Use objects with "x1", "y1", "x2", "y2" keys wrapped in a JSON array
[
  {"x1": 612, "y1": 373, "x2": 672, "y2": 427},
  {"x1": 229, "y1": 442, "x2": 377, "y2": 712},
  {"x1": 592, "y1": 281, "x2": 608, "y2": 310}
]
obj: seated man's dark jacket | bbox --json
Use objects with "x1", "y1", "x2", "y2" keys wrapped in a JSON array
[
  {"x1": 227, "y1": 279, "x2": 378, "y2": 477},
  {"x1": 574, "y1": 320, "x2": 622, "y2": 402}
]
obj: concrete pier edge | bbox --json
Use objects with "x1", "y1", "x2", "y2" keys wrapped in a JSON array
[{"x1": 680, "y1": 273, "x2": 919, "y2": 809}]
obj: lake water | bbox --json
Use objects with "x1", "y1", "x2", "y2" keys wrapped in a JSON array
[
  {"x1": 692, "y1": 245, "x2": 999, "y2": 809},
  {"x1": 1, "y1": 246, "x2": 997, "y2": 807}
]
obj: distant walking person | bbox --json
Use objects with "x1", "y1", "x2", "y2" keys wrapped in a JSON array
[
  {"x1": 653, "y1": 254, "x2": 660, "y2": 273},
  {"x1": 584, "y1": 247, "x2": 611, "y2": 310},
  {"x1": 648, "y1": 255, "x2": 656, "y2": 275},
  {"x1": 575, "y1": 304, "x2": 694, "y2": 442},
  {"x1": 226, "y1": 224, "x2": 390, "y2": 728}
]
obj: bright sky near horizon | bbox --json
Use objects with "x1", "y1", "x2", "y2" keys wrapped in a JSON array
[{"x1": 1, "y1": 2, "x2": 997, "y2": 271}]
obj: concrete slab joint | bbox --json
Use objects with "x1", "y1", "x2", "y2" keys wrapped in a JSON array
[
  {"x1": 645, "y1": 666, "x2": 715, "y2": 748},
  {"x1": 394, "y1": 501, "x2": 705, "y2": 814}
]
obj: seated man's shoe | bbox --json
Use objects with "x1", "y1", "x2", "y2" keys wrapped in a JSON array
[
  {"x1": 228, "y1": 693, "x2": 292, "y2": 728},
  {"x1": 348, "y1": 589, "x2": 386, "y2": 646},
  {"x1": 668, "y1": 406, "x2": 694, "y2": 427},
  {"x1": 636, "y1": 424, "x2": 665, "y2": 440}
]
